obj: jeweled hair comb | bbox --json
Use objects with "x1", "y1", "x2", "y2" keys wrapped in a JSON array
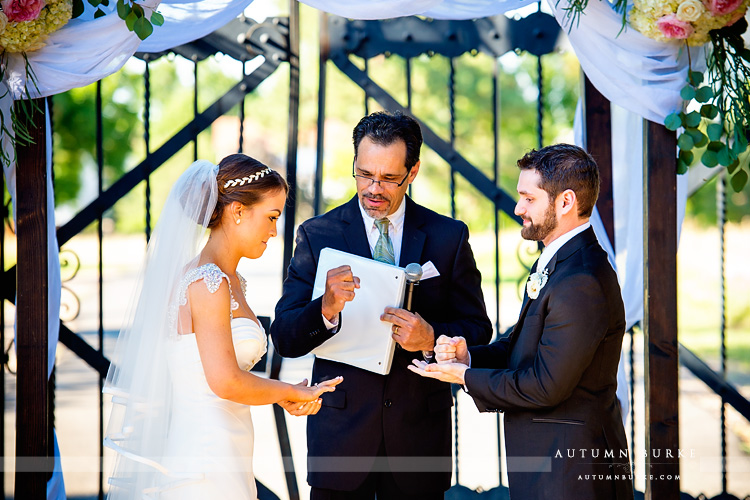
[{"x1": 223, "y1": 167, "x2": 273, "y2": 188}]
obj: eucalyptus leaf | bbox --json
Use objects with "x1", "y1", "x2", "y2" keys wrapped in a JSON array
[
  {"x1": 707, "y1": 123, "x2": 723, "y2": 141},
  {"x1": 88, "y1": 0, "x2": 101, "y2": 6},
  {"x1": 664, "y1": 112, "x2": 682, "y2": 131},
  {"x1": 707, "y1": 141, "x2": 724, "y2": 152},
  {"x1": 694, "y1": 86, "x2": 714, "y2": 103},
  {"x1": 679, "y1": 150, "x2": 694, "y2": 165},
  {"x1": 680, "y1": 85, "x2": 696, "y2": 101},
  {"x1": 117, "y1": 0, "x2": 131, "y2": 19},
  {"x1": 150, "y1": 11, "x2": 164, "y2": 26},
  {"x1": 125, "y1": 10, "x2": 137, "y2": 31},
  {"x1": 678, "y1": 133, "x2": 694, "y2": 151},
  {"x1": 687, "y1": 129, "x2": 708, "y2": 148},
  {"x1": 677, "y1": 158, "x2": 688, "y2": 174},
  {"x1": 717, "y1": 146, "x2": 733, "y2": 167},
  {"x1": 684, "y1": 111, "x2": 701, "y2": 128},
  {"x1": 133, "y1": 3, "x2": 144, "y2": 15},
  {"x1": 727, "y1": 158, "x2": 740, "y2": 174},
  {"x1": 730, "y1": 169, "x2": 748, "y2": 192},
  {"x1": 688, "y1": 71, "x2": 703, "y2": 86},
  {"x1": 94, "y1": 8, "x2": 105, "y2": 17},
  {"x1": 72, "y1": 0, "x2": 84, "y2": 18},
  {"x1": 134, "y1": 16, "x2": 154, "y2": 40},
  {"x1": 700, "y1": 104, "x2": 718, "y2": 119},
  {"x1": 701, "y1": 150, "x2": 718, "y2": 168},
  {"x1": 101, "y1": 0, "x2": 109, "y2": 6}
]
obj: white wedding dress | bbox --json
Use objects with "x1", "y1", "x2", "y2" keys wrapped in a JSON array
[{"x1": 157, "y1": 263, "x2": 267, "y2": 499}]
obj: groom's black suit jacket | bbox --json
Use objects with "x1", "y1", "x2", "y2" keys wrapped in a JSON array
[
  {"x1": 465, "y1": 227, "x2": 634, "y2": 500},
  {"x1": 271, "y1": 195, "x2": 492, "y2": 494}
]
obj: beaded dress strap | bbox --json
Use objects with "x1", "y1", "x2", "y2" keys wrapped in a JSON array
[{"x1": 176, "y1": 263, "x2": 240, "y2": 319}]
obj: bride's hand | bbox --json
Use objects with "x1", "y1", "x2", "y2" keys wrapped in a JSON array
[{"x1": 278, "y1": 377, "x2": 343, "y2": 416}]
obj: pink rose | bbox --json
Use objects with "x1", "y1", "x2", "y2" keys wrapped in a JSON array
[
  {"x1": 702, "y1": 0, "x2": 743, "y2": 16},
  {"x1": 0, "y1": 0, "x2": 46, "y2": 22},
  {"x1": 726, "y1": 5, "x2": 747, "y2": 24},
  {"x1": 656, "y1": 14, "x2": 695, "y2": 38}
]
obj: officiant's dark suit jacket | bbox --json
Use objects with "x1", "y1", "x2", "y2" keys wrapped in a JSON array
[
  {"x1": 465, "y1": 227, "x2": 633, "y2": 500},
  {"x1": 271, "y1": 195, "x2": 492, "y2": 494}
]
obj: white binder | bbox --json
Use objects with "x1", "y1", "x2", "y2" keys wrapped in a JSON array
[{"x1": 311, "y1": 247, "x2": 406, "y2": 375}]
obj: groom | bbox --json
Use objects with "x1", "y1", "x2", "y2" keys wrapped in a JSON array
[
  {"x1": 410, "y1": 144, "x2": 634, "y2": 500},
  {"x1": 271, "y1": 111, "x2": 492, "y2": 499}
]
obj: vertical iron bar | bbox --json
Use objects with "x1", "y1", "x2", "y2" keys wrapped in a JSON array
[
  {"x1": 314, "y1": 11, "x2": 329, "y2": 216},
  {"x1": 144, "y1": 58, "x2": 152, "y2": 242},
  {"x1": 363, "y1": 58, "x2": 369, "y2": 116},
  {"x1": 406, "y1": 57, "x2": 413, "y2": 199},
  {"x1": 492, "y1": 57, "x2": 501, "y2": 338},
  {"x1": 537, "y1": 56, "x2": 543, "y2": 149},
  {"x1": 718, "y1": 171, "x2": 727, "y2": 493},
  {"x1": 239, "y1": 61, "x2": 246, "y2": 154},
  {"x1": 193, "y1": 57, "x2": 199, "y2": 162},
  {"x1": 493, "y1": 56, "x2": 504, "y2": 486},
  {"x1": 280, "y1": 5, "x2": 301, "y2": 499},
  {"x1": 14, "y1": 97, "x2": 49, "y2": 500},
  {"x1": 449, "y1": 58, "x2": 456, "y2": 219},
  {"x1": 405, "y1": 58, "x2": 413, "y2": 112},
  {"x1": 96, "y1": 79, "x2": 105, "y2": 500},
  {"x1": 643, "y1": 120, "x2": 680, "y2": 500}
]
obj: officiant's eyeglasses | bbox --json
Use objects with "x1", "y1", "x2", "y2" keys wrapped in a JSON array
[{"x1": 352, "y1": 162, "x2": 410, "y2": 188}]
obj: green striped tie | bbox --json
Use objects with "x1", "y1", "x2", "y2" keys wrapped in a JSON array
[{"x1": 373, "y1": 218, "x2": 395, "y2": 265}]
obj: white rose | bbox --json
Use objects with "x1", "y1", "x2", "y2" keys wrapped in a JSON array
[
  {"x1": 676, "y1": 0, "x2": 705, "y2": 22},
  {"x1": 526, "y1": 270, "x2": 549, "y2": 300},
  {"x1": 0, "y1": 12, "x2": 8, "y2": 35}
]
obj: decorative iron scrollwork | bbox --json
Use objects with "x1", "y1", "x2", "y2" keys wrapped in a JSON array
[{"x1": 515, "y1": 239, "x2": 541, "y2": 300}]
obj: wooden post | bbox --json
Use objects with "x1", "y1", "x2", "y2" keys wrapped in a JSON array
[
  {"x1": 643, "y1": 119, "x2": 680, "y2": 500},
  {"x1": 14, "y1": 98, "x2": 50, "y2": 498},
  {"x1": 583, "y1": 75, "x2": 615, "y2": 247}
]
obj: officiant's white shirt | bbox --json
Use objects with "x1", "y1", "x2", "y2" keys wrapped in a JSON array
[{"x1": 322, "y1": 197, "x2": 407, "y2": 330}]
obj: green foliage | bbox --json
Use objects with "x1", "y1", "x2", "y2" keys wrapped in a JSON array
[{"x1": 52, "y1": 71, "x2": 141, "y2": 207}]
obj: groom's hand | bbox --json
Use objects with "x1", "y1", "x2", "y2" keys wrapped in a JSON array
[
  {"x1": 321, "y1": 266, "x2": 360, "y2": 322},
  {"x1": 408, "y1": 359, "x2": 468, "y2": 385},
  {"x1": 434, "y1": 335, "x2": 470, "y2": 365}
]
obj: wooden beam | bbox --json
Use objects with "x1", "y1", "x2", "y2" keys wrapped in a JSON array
[
  {"x1": 14, "y1": 98, "x2": 50, "y2": 498},
  {"x1": 643, "y1": 119, "x2": 680, "y2": 500},
  {"x1": 583, "y1": 75, "x2": 615, "y2": 247}
]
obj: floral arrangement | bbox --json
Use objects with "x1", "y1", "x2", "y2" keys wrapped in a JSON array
[
  {"x1": 629, "y1": 0, "x2": 749, "y2": 45},
  {"x1": 563, "y1": 0, "x2": 750, "y2": 191},
  {"x1": 0, "y1": 0, "x2": 73, "y2": 53}
]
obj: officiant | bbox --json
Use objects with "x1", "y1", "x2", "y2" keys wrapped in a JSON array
[{"x1": 271, "y1": 111, "x2": 492, "y2": 500}]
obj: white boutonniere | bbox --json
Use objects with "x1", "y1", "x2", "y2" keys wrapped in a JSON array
[{"x1": 526, "y1": 269, "x2": 549, "y2": 300}]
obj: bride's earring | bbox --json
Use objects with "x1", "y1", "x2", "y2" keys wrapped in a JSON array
[{"x1": 236, "y1": 219, "x2": 241, "y2": 225}]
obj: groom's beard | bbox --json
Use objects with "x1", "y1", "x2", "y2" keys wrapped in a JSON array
[{"x1": 521, "y1": 203, "x2": 557, "y2": 241}]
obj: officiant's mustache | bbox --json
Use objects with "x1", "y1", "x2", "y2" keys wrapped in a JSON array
[{"x1": 364, "y1": 194, "x2": 389, "y2": 202}]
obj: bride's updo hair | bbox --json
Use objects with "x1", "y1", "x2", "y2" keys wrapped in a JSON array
[{"x1": 208, "y1": 154, "x2": 288, "y2": 229}]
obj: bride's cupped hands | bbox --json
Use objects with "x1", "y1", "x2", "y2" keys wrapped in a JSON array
[{"x1": 277, "y1": 376, "x2": 343, "y2": 416}]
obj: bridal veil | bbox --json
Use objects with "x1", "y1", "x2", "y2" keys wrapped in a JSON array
[{"x1": 103, "y1": 160, "x2": 219, "y2": 498}]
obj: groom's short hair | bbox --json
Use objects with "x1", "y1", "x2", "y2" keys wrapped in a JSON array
[{"x1": 517, "y1": 144, "x2": 600, "y2": 218}]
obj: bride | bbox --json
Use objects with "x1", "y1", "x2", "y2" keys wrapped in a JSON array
[{"x1": 103, "y1": 154, "x2": 341, "y2": 499}]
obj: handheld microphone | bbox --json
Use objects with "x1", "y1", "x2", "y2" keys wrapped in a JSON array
[{"x1": 404, "y1": 263, "x2": 423, "y2": 312}]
